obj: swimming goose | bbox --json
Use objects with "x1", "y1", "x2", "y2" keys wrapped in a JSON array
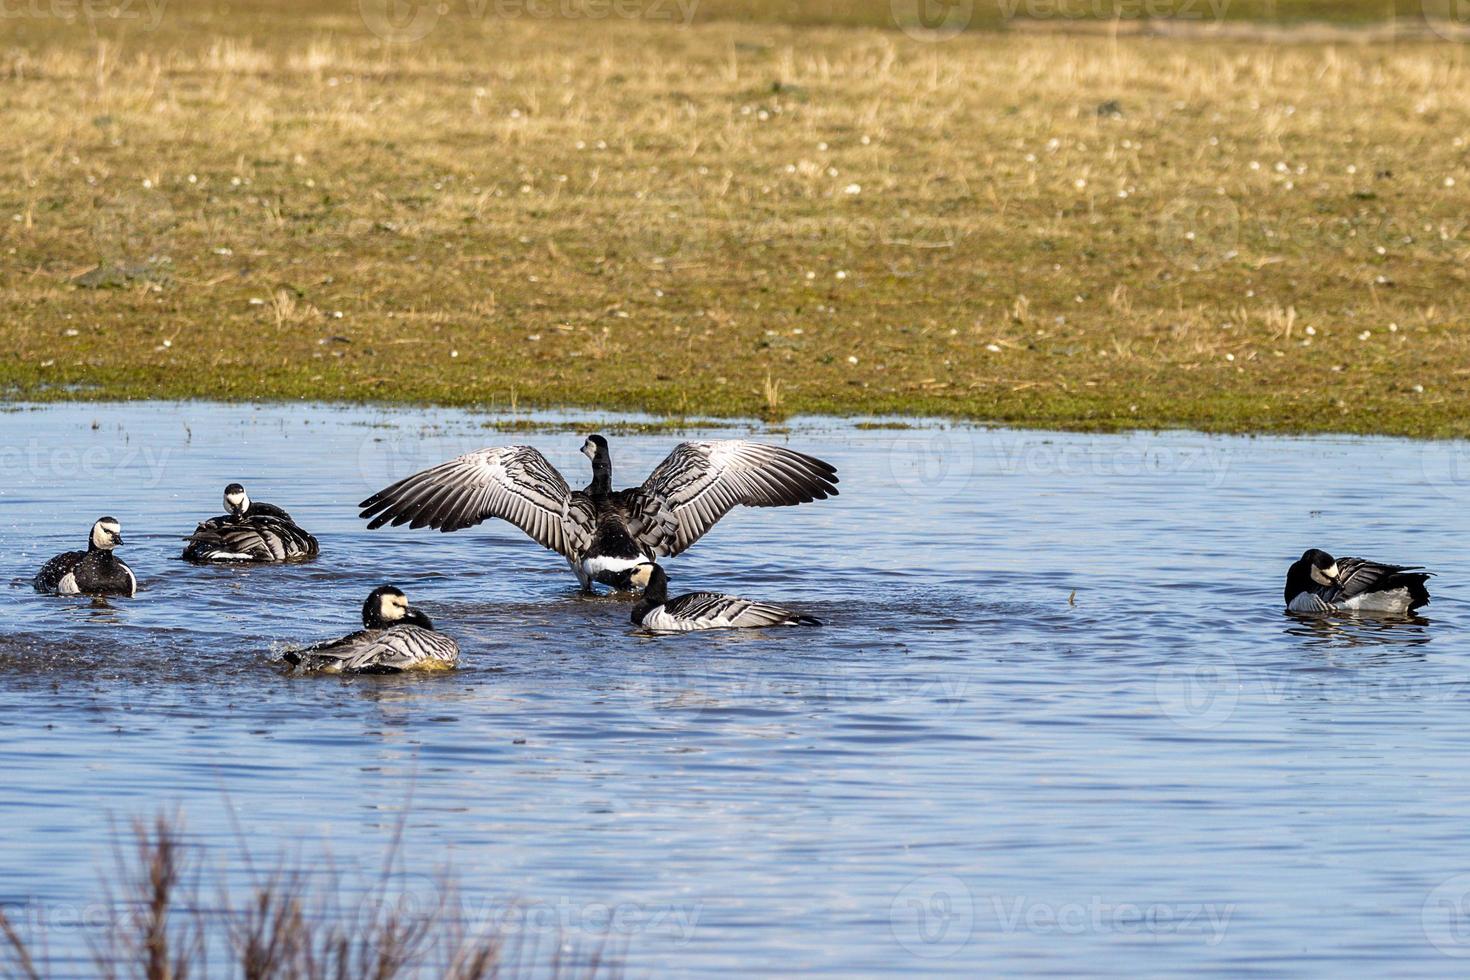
[
  {"x1": 624, "y1": 562, "x2": 820, "y2": 632},
  {"x1": 181, "y1": 483, "x2": 319, "y2": 563},
  {"x1": 34, "y1": 517, "x2": 137, "y2": 597},
  {"x1": 282, "y1": 585, "x2": 459, "y2": 674},
  {"x1": 1285, "y1": 549, "x2": 1431, "y2": 615},
  {"x1": 360, "y1": 435, "x2": 839, "y2": 592}
]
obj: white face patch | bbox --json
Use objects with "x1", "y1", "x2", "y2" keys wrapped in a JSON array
[
  {"x1": 225, "y1": 490, "x2": 248, "y2": 513},
  {"x1": 631, "y1": 565, "x2": 654, "y2": 589},
  {"x1": 1310, "y1": 565, "x2": 1337, "y2": 587},
  {"x1": 92, "y1": 522, "x2": 121, "y2": 550},
  {"x1": 380, "y1": 593, "x2": 409, "y2": 621}
]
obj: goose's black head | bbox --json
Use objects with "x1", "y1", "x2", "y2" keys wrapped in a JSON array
[
  {"x1": 224, "y1": 483, "x2": 250, "y2": 517},
  {"x1": 580, "y1": 434, "x2": 609, "y2": 462},
  {"x1": 1286, "y1": 549, "x2": 1339, "y2": 602},
  {"x1": 362, "y1": 585, "x2": 434, "y2": 630},
  {"x1": 89, "y1": 517, "x2": 124, "y2": 551}
]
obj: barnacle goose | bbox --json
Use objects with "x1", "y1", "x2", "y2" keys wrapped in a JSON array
[
  {"x1": 1285, "y1": 549, "x2": 1431, "y2": 615},
  {"x1": 281, "y1": 585, "x2": 459, "y2": 674},
  {"x1": 623, "y1": 562, "x2": 820, "y2": 632},
  {"x1": 360, "y1": 434, "x2": 839, "y2": 593},
  {"x1": 181, "y1": 483, "x2": 319, "y2": 564},
  {"x1": 33, "y1": 517, "x2": 137, "y2": 597}
]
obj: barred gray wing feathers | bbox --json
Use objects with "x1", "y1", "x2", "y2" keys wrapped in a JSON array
[
  {"x1": 633, "y1": 441, "x2": 838, "y2": 557},
  {"x1": 359, "y1": 446, "x2": 595, "y2": 561}
]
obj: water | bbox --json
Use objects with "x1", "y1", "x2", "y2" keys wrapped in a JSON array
[{"x1": 3, "y1": 402, "x2": 1470, "y2": 976}]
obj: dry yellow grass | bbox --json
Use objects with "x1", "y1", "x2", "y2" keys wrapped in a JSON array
[{"x1": 1, "y1": 3, "x2": 1467, "y2": 434}]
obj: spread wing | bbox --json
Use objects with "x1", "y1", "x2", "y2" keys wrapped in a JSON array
[
  {"x1": 1330, "y1": 557, "x2": 1429, "y2": 601},
  {"x1": 358, "y1": 446, "x2": 594, "y2": 561},
  {"x1": 630, "y1": 441, "x2": 839, "y2": 557}
]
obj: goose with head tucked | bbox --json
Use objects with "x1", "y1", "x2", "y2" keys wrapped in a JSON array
[
  {"x1": 360, "y1": 435, "x2": 838, "y2": 593},
  {"x1": 622, "y1": 562, "x2": 820, "y2": 632},
  {"x1": 1285, "y1": 548, "x2": 1431, "y2": 615},
  {"x1": 34, "y1": 517, "x2": 137, "y2": 597},
  {"x1": 282, "y1": 586, "x2": 459, "y2": 674},
  {"x1": 181, "y1": 482, "x2": 319, "y2": 564}
]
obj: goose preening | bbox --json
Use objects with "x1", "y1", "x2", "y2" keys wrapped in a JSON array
[
  {"x1": 33, "y1": 517, "x2": 137, "y2": 597},
  {"x1": 623, "y1": 562, "x2": 820, "y2": 632},
  {"x1": 359, "y1": 435, "x2": 839, "y2": 593},
  {"x1": 281, "y1": 585, "x2": 459, "y2": 674},
  {"x1": 1285, "y1": 549, "x2": 1431, "y2": 615},
  {"x1": 181, "y1": 483, "x2": 319, "y2": 564}
]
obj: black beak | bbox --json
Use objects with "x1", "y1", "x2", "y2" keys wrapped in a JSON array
[{"x1": 113, "y1": 534, "x2": 125, "y2": 546}]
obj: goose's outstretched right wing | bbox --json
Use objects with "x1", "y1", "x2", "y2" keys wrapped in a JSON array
[
  {"x1": 630, "y1": 441, "x2": 839, "y2": 557},
  {"x1": 359, "y1": 446, "x2": 595, "y2": 561}
]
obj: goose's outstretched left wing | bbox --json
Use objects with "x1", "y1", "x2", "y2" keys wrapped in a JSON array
[
  {"x1": 359, "y1": 446, "x2": 595, "y2": 561},
  {"x1": 629, "y1": 441, "x2": 838, "y2": 557}
]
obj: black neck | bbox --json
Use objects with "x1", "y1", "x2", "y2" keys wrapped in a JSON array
[
  {"x1": 589, "y1": 451, "x2": 612, "y2": 496},
  {"x1": 631, "y1": 567, "x2": 668, "y2": 623}
]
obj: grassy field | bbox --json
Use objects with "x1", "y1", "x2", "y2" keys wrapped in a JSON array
[{"x1": 1, "y1": 0, "x2": 1467, "y2": 436}]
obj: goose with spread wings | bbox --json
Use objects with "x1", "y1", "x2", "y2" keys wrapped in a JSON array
[
  {"x1": 1285, "y1": 549, "x2": 1431, "y2": 615},
  {"x1": 359, "y1": 434, "x2": 839, "y2": 592}
]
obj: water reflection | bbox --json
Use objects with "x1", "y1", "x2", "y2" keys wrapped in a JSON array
[{"x1": 1, "y1": 403, "x2": 1469, "y2": 975}]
